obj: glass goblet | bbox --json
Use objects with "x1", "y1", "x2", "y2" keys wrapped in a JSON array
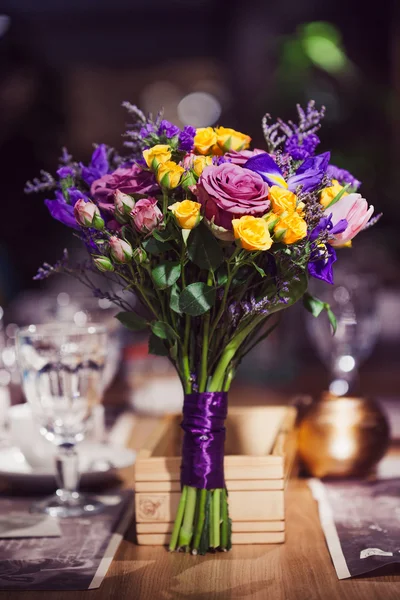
[{"x1": 15, "y1": 323, "x2": 107, "y2": 517}]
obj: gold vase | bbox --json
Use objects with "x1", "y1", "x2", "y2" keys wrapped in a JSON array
[{"x1": 298, "y1": 393, "x2": 390, "y2": 478}]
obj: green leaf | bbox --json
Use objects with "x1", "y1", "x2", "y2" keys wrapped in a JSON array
[
  {"x1": 325, "y1": 183, "x2": 351, "y2": 209},
  {"x1": 187, "y1": 222, "x2": 223, "y2": 271},
  {"x1": 179, "y1": 282, "x2": 216, "y2": 316},
  {"x1": 170, "y1": 283, "x2": 182, "y2": 314},
  {"x1": 148, "y1": 332, "x2": 168, "y2": 357},
  {"x1": 182, "y1": 229, "x2": 191, "y2": 245},
  {"x1": 150, "y1": 321, "x2": 178, "y2": 342},
  {"x1": 142, "y1": 236, "x2": 172, "y2": 256},
  {"x1": 116, "y1": 311, "x2": 148, "y2": 331},
  {"x1": 216, "y1": 265, "x2": 228, "y2": 286},
  {"x1": 253, "y1": 263, "x2": 266, "y2": 278},
  {"x1": 303, "y1": 292, "x2": 325, "y2": 317},
  {"x1": 153, "y1": 226, "x2": 176, "y2": 243},
  {"x1": 326, "y1": 305, "x2": 337, "y2": 334},
  {"x1": 151, "y1": 261, "x2": 181, "y2": 289}
]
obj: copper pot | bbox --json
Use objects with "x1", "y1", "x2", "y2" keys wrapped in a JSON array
[{"x1": 298, "y1": 393, "x2": 390, "y2": 478}]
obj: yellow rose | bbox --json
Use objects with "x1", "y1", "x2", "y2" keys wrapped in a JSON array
[
  {"x1": 194, "y1": 128, "x2": 220, "y2": 155},
  {"x1": 193, "y1": 155, "x2": 213, "y2": 176},
  {"x1": 143, "y1": 144, "x2": 171, "y2": 169},
  {"x1": 156, "y1": 161, "x2": 185, "y2": 189},
  {"x1": 320, "y1": 179, "x2": 348, "y2": 208},
  {"x1": 169, "y1": 200, "x2": 201, "y2": 229},
  {"x1": 215, "y1": 127, "x2": 251, "y2": 152},
  {"x1": 274, "y1": 212, "x2": 307, "y2": 245},
  {"x1": 232, "y1": 215, "x2": 272, "y2": 251},
  {"x1": 269, "y1": 186, "x2": 297, "y2": 215}
]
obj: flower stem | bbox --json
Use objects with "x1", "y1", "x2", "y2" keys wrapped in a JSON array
[
  {"x1": 213, "y1": 489, "x2": 221, "y2": 548},
  {"x1": 182, "y1": 315, "x2": 192, "y2": 393},
  {"x1": 169, "y1": 485, "x2": 187, "y2": 551},
  {"x1": 209, "y1": 492, "x2": 214, "y2": 549},
  {"x1": 178, "y1": 486, "x2": 197, "y2": 549},
  {"x1": 220, "y1": 488, "x2": 228, "y2": 550},
  {"x1": 192, "y1": 488, "x2": 207, "y2": 553},
  {"x1": 198, "y1": 271, "x2": 213, "y2": 392},
  {"x1": 162, "y1": 190, "x2": 169, "y2": 216}
]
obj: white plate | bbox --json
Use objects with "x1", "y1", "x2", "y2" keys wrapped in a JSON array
[{"x1": 0, "y1": 443, "x2": 136, "y2": 490}]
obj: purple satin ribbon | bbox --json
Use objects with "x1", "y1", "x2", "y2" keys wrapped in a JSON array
[{"x1": 180, "y1": 392, "x2": 228, "y2": 490}]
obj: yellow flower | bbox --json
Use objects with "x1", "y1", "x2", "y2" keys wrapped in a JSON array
[
  {"x1": 269, "y1": 186, "x2": 297, "y2": 215},
  {"x1": 156, "y1": 161, "x2": 185, "y2": 189},
  {"x1": 232, "y1": 215, "x2": 272, "y2": 251},
  {"x1": 169, "y1": 200, "x2": 202, "y2": 230},
  {"x1": 143, "y1": 144, "x2": 171, "y2": 169},
  {"x1": 194, "y1": 128, "x2": 220, "y2": 155},
  {"x1": 320, "y1": 179, "x2": 348, "y2": 208},
  {"x1": 193, "y1": 155, "x2": 213, "y2": 176},
  {"x1": 274, "y1": 212, "x2": 307, "y2": 245},
  {"x1": 215, "y1": 126, "x2": 251, "y2": 152}
]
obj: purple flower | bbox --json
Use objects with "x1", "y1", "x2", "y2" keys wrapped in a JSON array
[
  {"x1": 307, "y1": 214, "x2": 347, "y2": 284},
  {"x1": 44, "y1": 191, "x2": 78, "y2": 229},
  {"x1": 284, "y1": 133, "x2": 320, "y2": 160},
  {"x1": 178, "y1": 125, "x2": 196, "y2": 152},
  {"x1": 287, "y1": 152, "x2": 330, "y2": 193},
  {"x1": 326, "y1": 164, "x2": 361, "y2": 190},
  {"x1": 158, "y1": 119, "x2": 180, "y2": 139},
  {"x1": 140, "y1": 123, "x2": 156, "y2": 138},
  {"x1": 244, "y1": 151, "x2": 330, "y2": 193},
  {"x1": 57, "y1": 166, "x2": 74, "y2": 179},
  {"x1": 91, "y1": 164, "x2": 158, "y2": 209},
  {"x1": 308, "y1": 245, "x2": 337, "y2": 284},
  {"x1": 80, "y1": 144, "x2": 109, "y2": 186}
]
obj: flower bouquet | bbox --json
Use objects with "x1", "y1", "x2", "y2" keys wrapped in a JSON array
[{"x1": 27, "y1": 100, "x2": 379, "y2": 554}]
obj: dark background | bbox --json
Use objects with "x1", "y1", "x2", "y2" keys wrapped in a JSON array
[{"x1": 0, "y1": 0, "x2": 398, "y2": 304}]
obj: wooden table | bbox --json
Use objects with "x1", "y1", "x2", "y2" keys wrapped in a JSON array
[{"x1": 2, "y1": 414, "x2": 400, "y2": 600}]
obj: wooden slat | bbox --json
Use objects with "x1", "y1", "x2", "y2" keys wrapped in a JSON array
[
  {"x1": 135, "y1": 455, "x2": 284, "y2": 482},
  {"x1": 135, "y1": 478, "x2": 285, "y2": 493},
  {"x1": 136, "y1": 415, "x2": 176, "y2": 459},
  {"x1": 137, "y1": 531, "x2": 285, "y2": 545},
  {"x1": 136, "y1": 490, "x2": 284, "y2": 523},
  {"x1": 136, "y1": 520, "x2": 284, "y2": 534}
]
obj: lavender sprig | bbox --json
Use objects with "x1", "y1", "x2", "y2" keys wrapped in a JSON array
[{"x1": 25, "y1": 170, "x2": 56, "y2": 194}]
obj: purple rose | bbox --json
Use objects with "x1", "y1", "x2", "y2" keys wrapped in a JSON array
[
  {"x1": 195, "y1": 163, "x2": 270, "y2": 230},
  {"x1": 91, "y1": 164, "x2": 158, "y2": 210}
]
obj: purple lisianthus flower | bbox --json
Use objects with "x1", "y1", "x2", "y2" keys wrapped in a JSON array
[
  {"x1": 80, "y1": 144, "x2": 109, "y2": 186},
  {"x1": 178, "y1": 125, "x2": 196, "y2": 152},
  {"x1": 326, "y1": 164, "x2": 361, "y2": 190},
  {"x1": 158, "y1": 119, "x2": 180, "y2": 139},
  {"x1": 285, "y1": 133, "x2": 320, "y2": 160},
  {"x1": 57, "y1": 166, "x2": 74, "y2": 179},
  {"x1": 45, "y1": 191, "x2": 78, "y2": 229},
  {"x1": 140, "y1": 123, "x2": 156, "y2": 138},
  {"x1": 67, "y1": 188, "x2": 91, "y2": 206},
  {"x1": 307, "y1": 214, "x2": 348, "y2": 284}
]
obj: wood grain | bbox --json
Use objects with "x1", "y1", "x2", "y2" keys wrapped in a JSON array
[{"x1": 1, "y1": 411, "x2": 399, "y2": 600}]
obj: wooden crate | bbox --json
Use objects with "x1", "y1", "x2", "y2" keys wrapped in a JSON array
[{"x1": 134, "y1": 405, "x2": 297, "y2": 545}]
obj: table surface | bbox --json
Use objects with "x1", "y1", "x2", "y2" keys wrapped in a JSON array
[{"x1": 3, "y1": 407, "x2": 400, "y2": 600}]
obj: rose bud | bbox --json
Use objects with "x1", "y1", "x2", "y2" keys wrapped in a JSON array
[
  {"x1": 131, "y1": 197, "x2": 163, "y2": 233},
  {"x1": 93, "y1": 256, "x2": 114, "y2": 272},
  {"x1": 132, "y1": 247, "x2": 148, "y2": 264},
  {"x1": 114, "y1": 189, "x2": 135, "y2": 222},
  {"x1": 109, "y1": 236, "x2": 133, "y2": 263},
  {"x1": 74, "y1": 199, "x2": 104, "y2": 230}
]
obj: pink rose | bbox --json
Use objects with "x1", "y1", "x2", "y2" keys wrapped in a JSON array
[
  {"x1": 328, "y1": 193, "x2": 374, "y2": 247},
  {"x1": 131, "y1": 198, "x2": 163, "y2": 233},
  {"x1": 91, "y1": 164, "x2": 158, "y2": 209},
  {"x1": 74, "y1": 199, "x2": 104, "y2": 230},
  {"x1": 109, "y1": 236, "x2": 133, "y2": 263},
  {"x1": 195, "y1": 163, "x2": 270, "y2": 229},
  {"x1": 225, "y1": 148, "x2": 266, "y2": 166}
]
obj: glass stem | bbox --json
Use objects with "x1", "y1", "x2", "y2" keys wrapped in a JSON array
[{"x1": 55, "y1": 443, "x2": 80, "y2": 504}]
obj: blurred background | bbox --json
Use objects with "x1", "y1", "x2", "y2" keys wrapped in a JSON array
[{"x1": 0, "y1": 0, "x2": 399, "y2": 408}]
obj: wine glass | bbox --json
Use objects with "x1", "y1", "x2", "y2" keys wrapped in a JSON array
[
  {"x1": 15, "y1": 323, "x2": 108, "y2": 517},
  {"x1": 306, "y1": 273, "x2": 380, "y2": 396}
]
